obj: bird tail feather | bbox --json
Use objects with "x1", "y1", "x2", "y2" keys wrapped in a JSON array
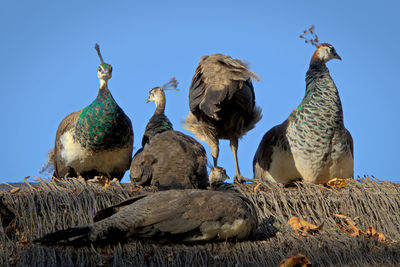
[{"x1": 35, "y1": 225, "x2": 91, "y2": 247}]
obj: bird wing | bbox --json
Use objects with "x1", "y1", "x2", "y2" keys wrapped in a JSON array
[
  {"x1": 93, "y1": 193, "x2": 150, "y2": 222},
  {"x1": 131, "y1": 131, "x2": 208, "y2": 189},
  {"x1": 53, "y1": 110, "x2": 81, "y2": 177},
  {"x1": 128, "y1": 190, "x2": 250, "y2": 239},
  {"x1": 345, "y1": 128, "x2": 354, "y2": 158},
  {"x1": 189, "y1": 54, "x2": 258, "y2": 120},
  {"x1": 253, "y1": 122, "x2": 288, "y2": 172},
  {"x1": 55, "y1": 110, "x2": 80, "y2": 145}
]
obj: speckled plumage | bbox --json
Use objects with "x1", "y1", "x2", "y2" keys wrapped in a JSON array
[
  {"x1": 75, "y1": 87, "x2": 132, "y2": 150},
  {"x1": 52, "y1": 45, "x2": 133, "y2": 180},
  {"x1": 37, "y1": 168, "x2": 258, "y2": 246},
  {"x1": 253, "y1": 43, "x2": 353, "y2": 184},
  {"x1": 183, "y1": 54, "x2": 262, "y2": 182}
]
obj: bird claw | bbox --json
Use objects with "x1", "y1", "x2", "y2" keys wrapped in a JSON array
[{"x1": 234, "y1": 175, "x2": 252, "y2": 184}]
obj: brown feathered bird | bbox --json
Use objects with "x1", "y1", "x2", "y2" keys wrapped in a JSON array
[
  {"x1": 183, "y1": 54, "x2": 262, "y2": 183},
  {"x1": 131, "y1": 79, "x2": 208, "y2": 189},
  {"x1": 36, "y1": 167, "x2": 258, "y2": 246}
]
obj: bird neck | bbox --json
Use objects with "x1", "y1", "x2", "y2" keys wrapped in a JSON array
[
  {"x1": 154, "y1": 93, "x2": 166, "y2": 115},
  {"x1": 309, "y1": 51, "x2": 328, "y2": 71},
  {"x1": 99, "y1": 79, "x2": 108, "y2": 90},
  {"x1": 75, "y1": 81, "x2": 124, "y2": 150},
  {"x1": 289, "y1": 63, "x2": 344, "y2": 129},
  {"x1": 141, "y1": 114, "x2": 173, "y2": 146}
]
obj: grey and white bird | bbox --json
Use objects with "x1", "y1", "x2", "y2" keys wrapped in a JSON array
[
  {"x1": 130, "y1": 79, "x2": 208, "y2": 189},
  {"x1": 253, "y1": 26, "x2": 353, "y2": 184},
  {"x1": 51, "y1": 44, "x2": 133, "y2": 180},
  {"x1": 183, "y1": 54, "x2": 262, "y2": 183},
  {"x1": 36, "y1": 167, "x2": 258, "y2": 246}
]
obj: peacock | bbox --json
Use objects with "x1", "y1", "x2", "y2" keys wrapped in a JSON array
[
  {"x1": 51, "y1": 44, "x2": 133, "y2": 180},
  {"x1": 130, "y1": 78, "x2": 208, "y2": 189},
  {"x1": 253, "y1": 26, "x2": 353, "y2": 184},
  {"x1": 35, "y1": 167, "x2": 258, "y2": 246},
  {"x1": 183, "y1": 54, "x2": 262, "y2": 183}
]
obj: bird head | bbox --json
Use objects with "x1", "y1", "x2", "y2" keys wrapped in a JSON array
[
  {"x1": 146, "y1": 78, "x2": 179, "y2": 103},
  {"x1": 146, "y1": 87, "x2": 164, "y2": 103},
  {"x1": 312, "y1": 43, "x2": 342, "y2": 63},
  {"x1": 97, "y1": 63, "x2": 113, "y2": 81},
  {"x1": 94, "y1": 43, "x2": 112, "y2": 83},
  {"x1": 299, "y1": 26, "x2": 342, "y2": 64},
  {"x1": 209, "y1": 167, "x2": 229, "y2": 187}
]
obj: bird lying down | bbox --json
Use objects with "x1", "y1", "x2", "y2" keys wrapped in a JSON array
[{"x1": 36, "y1": 167, "x2": 258, "y2": 246}]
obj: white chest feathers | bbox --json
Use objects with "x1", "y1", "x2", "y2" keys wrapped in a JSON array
[
  {"x1": 187, "y1": 218, "x2": 249, "y2": 242},
  {"x1": 60, "y1": 130, "x2": 131, "y2": 175}
]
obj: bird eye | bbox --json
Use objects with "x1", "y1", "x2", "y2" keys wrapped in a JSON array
[{"x1": 98, "y1": 67, "x2": 102, "y2": 72}]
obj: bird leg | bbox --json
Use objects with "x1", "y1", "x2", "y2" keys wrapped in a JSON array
[
  {"x1": 230, "y1": 139, "x2": 252, "y2": 184},
  {"x1": 211, "y1": 140, "x2": 219, "y2": 167}
]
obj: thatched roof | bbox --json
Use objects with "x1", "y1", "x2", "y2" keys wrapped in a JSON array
[{"x1": 1, "y1": 178, "x2": 399, "y2": 266}]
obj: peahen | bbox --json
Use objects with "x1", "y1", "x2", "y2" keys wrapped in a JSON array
[
  {"x1": 253, "y1": 26, "x2": 353, "y2": 184},
  {"x1": 130, "y1": 79, "x2": 208, "y2": 189},
  {"x1": 36, "y1": 167, "x2": 258, "y2": 246},
  {"x1": 183, "y1": 54, "x2": 262, "y2": 183},
  {"x1": 51, "y1": 44, "x2": 133, "y2": 180}
]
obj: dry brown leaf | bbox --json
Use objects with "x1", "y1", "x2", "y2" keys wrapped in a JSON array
[
  {"x1": 287, "y1": 216, "x2": 324, "y2": 237},
  {"x1": 10, "y1": 187, "x2": 20, "y2": 194},
  {"x1": 334, "y1": 214, "x2": 362, "y2": 237},
  {"x1": 366, "y1": 225, "x2": 386, "y2": 242},
  {"x1": 327, "y1": 178, "x2": 348, "y2": 188},
  {"x1": 88, "y1": 176, "x2": 113, "y2": 190},
  {"x1": 253, "y1": 183, "x2": 262, "y2": 193},
  {"x1": 334, "y1": 214, "x2": 387, "y2": 242},
  {"x1": 280, "y1": 253, "x2": 312, "y2": 267}
]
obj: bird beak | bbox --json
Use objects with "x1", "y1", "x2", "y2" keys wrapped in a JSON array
[
  {"x1": 145, "y1": 98, "x2": 150, "y2": 103},
  {"x1": 334, "y1": 52, "x2": 342, "y2": 61}
]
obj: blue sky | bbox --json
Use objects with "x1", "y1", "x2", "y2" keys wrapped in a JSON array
[{"x1": 1, "y1": 1, "x2": 399, "y2": 183}]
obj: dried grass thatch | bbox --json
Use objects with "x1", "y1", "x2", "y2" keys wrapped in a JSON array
[{"x1": 1, "y1": 177, "x2": 400, "y2": 266}]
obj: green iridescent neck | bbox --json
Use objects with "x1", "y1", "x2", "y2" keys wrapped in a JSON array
[{"x1": 75, "y1": 84, "x2": 121, "y2": 148}]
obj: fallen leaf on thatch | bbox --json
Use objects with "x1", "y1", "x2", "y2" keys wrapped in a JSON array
[
  {"x1": 366, "y1": 225, "x2": 386, "y2": 241},
  {"x1": 88, "y1": 176, "x2": 114, "y2": 190},
  {"x1": 327, "y1": 178, "x2": 348, "y2": 188},
  {"x1": 128, "y1": 184, "x2": 142, "y2": 192},
  {"x1": 10, "y1": 187, "x2": 20, "y2": 194},
  {"x1": 280, "y1": 253, "x2": 312, "y2": 267},
  {"x1": 334, "y1": 214, "x2": 361, "y2": 237},
  {"x1": 334, "y1": 214, "x2": 387, "y2": 242},
  {"x1": 287, "y1": 216, "x2": 324, "y2": 237},
  {"x1": 253, "y1": 183, "x2": 262, "y2": 193},
  {"x1": 18, "y1": 237, "x2": 29, "y2": 247}
]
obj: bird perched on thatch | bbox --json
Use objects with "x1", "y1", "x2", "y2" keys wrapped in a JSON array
[
  {"x1": 36, "y1": 167, "x2": 258, "y2": 246},
  {"x1": 50, "y1": 44, "x2": 133, "y2": 180},
  {"x1": 183, "y1": 54, "x2": 262, "y2": 183},
  {"x1": 253, "y1": 26, "x2": 353, "y2": 184},
  {"x1": 130, "y1": 79, "x2": 208, "y2": 189}
]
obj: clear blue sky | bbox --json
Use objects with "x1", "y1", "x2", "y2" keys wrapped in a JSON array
[{"x1": 1, "y1": 1, "x2": 399, "y2": 183}]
